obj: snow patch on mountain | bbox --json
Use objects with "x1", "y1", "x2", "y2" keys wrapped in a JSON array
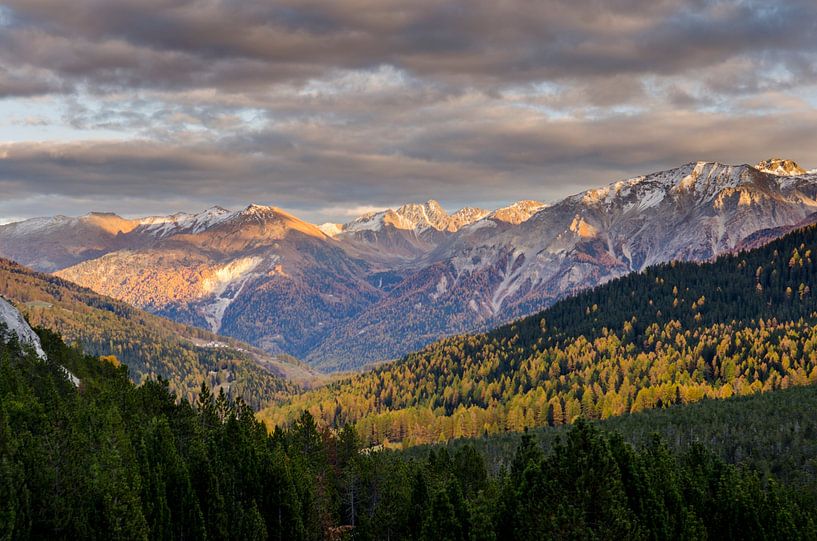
[
  {"x1": 140, "y1": 206, "x2": 234, "y2": 237},
  {"x1": 345, "y1": 211, "x2": 388, "y2": 233},
  {"x1": 202, "y1": 257, "x2": 263, "y2": 294},
  {"x1": 462, "y1": 219, "x2": 498, "y2": 233},
  {"x1": 201, "y1": 256, "x2": 264, "y2": 332},
  {"x1": 1, "y1": 216, "x2": 75, "y2": 235},
  {"x1": 430, "y1": 275, "x2": 449, "y2": 301}
]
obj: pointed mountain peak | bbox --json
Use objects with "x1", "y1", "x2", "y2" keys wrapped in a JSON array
[
  {"x1": 342, "y1": 200, "x2": 492, "y2": 235},
  {"x1": 754, "y1": 158, "x2": 806, "y2": 176},
  {"x1": 394, "y1": 199, "x2": 444, "y2": 218},
  {"x1": 235, "y1": 203, "x2": 301, "y2": 223},
  {"x1": 488, "y1": 200, "x2": 547, "y2": 224},
  {"x1": 424, "y1": 199, "x2": 444, "y2": 211},
  {"x1": 397, "y1": 200, "x2": 448, "y2": 229},
  {"x1": 441, "y1": 206, "x2": 490, "y2": 232},
  {"x1": 242, "y1": 203, "x2": 279, "y2": 214}
]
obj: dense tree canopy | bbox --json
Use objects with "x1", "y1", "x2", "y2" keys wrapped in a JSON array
[
  {"x1": 261, "y1": 222, "x2": 817, "y2": 445},
  {"x1": 2, "y1": 322, "x2": 817, "y2": 539}
]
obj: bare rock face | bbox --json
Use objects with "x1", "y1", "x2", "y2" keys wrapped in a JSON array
[
  {"x1": 0, "y1": 296, "x2": 46, "y2": 359},
  {"x1": 0, "y1": 296, "x2": 79, "y2": 386},
  {"x1": 487, "y1": 200, "x2": 548, "y2": 225},
  {"x1": 755, "y1": 158, "x2": 807, "y2": 176},
  {"x1": 326, "y1": 200, "x2": 490, "y2": 264},
  {"x1": 5, "y1": 159, "x2": 817, "y2": 371}
]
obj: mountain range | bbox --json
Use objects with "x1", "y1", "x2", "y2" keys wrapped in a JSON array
[
  {"x1": 260, "y1": 211, "x2": 817, "y2": 445},
  {"x1": 0, "y1": 258, "x2": 320, "y2": 407},
  {"x1": 2, "y1": 158, "x2": 816, "y2": 371}
]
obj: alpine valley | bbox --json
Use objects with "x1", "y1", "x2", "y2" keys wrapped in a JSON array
[
  {"x1": 4, "y1": 158, "x2": 817, "y2": 372},
  {"x1": 0, "y1": 257, "x2": 321, "y2": 407},
  {"x1": 10, "y1": 3, "x2": 817, "y2": 538}
]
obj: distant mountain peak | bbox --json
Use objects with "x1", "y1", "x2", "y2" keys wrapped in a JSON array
[
  {"x1": 139, "y1": 205, "x2": 235, "y2": 237},
  {"x1": 487, "y1": 200, "x2": 547, "y2": 224},
  {"x1": 242, "y1": 203, "x2": 280, "y2": 214},
  {"x1": 340, "y1": 200, "x2": 488, "y2": 236},
  {"x1": 449, "y1": 207, "x2": 491, "y2": 230},
  {"x1": 755, "y1": 158, "x2": 807, "y2": 176},
  {"x1": 574, "y1": 160, "x2": 780, "y2": 212}
]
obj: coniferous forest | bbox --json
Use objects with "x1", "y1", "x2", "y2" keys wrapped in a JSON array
[
  {"x1": 3, "y1": 321, "x2": 817, "y2": 540},
  {"x1": 7, "y1": 0, "x2": 817, "y2": 538},
  {"x1": 260, "y1": 222, "x2": 817, "y2": 445}
]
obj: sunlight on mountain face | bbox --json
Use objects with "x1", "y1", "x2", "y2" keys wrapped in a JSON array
[
  {"x1": 4, "y1": 158, "x2": 817, "y2": 371},
  {"x1": 4, "y1": 2, "x2": 817, "y2": 538}
]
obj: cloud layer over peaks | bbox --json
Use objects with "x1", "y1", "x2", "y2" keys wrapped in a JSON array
[{"x1": 1, "y1": 0, "x2": 817, "y2": 221}]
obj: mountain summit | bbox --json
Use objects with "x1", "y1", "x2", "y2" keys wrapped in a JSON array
[
  {"x1": 337, "y1": 200, "x2": 489, "y2": 236},
  {"x1": 755, "y1": 158, "x2": 807, "y2": 176}
]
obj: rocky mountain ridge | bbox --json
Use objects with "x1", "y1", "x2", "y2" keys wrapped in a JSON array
[{"x1": 2, "y1": 158, "x2": 816, "y2": 371}]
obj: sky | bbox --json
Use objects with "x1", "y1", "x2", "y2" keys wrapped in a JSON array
[{"x1": 1, "y1": 0, "x2": 817, "y2": 224}]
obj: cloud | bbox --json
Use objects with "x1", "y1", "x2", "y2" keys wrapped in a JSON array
[
  {"x1": 0, "y1": 0, "x2": 816, "y2": 221},
  {"x1": 2, "y1": 0, "x2": 817, "y2": 93},
  {"x1": 2, "y1": 101, "x2": 816, "y2": 222}
]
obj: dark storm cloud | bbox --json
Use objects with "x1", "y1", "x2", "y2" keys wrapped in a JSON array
[
  {"x1": 2, "y1": 0, "x2": 817, "y2": 92},
  {"x1": 3, "y1": 104, "x2": 817, "y2": 221}
]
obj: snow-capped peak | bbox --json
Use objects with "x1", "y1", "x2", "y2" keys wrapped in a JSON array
[
  {"x1": 755, "y1": 158, "x2": 807, "y2": 176},
  {"x1": 234, "y1": 204, "x2": 299, "y2": 223},
  {"x1": 185, "y1": 206, "x2": 234, "y2": 232},
  {"x1": 243, "y1": 203, "x2": 276, "y2": 213},
  {"x1": 672, "y1": 161, "x2": 749, "y2": 195},
  {"x1": 572, "y1": 161, "x2": 781, "y2": 213},
  {"x1": 139, "y1": 206, "x2": 235, "y2": 237}
]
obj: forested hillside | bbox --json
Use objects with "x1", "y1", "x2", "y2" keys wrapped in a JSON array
[
  {"x1": 422, "y1": 382, "x2": 817, "y2": 491},
  {"x1": 0, "y1": 258, "x2": 313, "y2": 408},
  {"x1": 261, "y1": 221, "x2": 817, "y2": 444},
  {"x1": 2, "y1": 325, "x2": 816, "y2": 540}
]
